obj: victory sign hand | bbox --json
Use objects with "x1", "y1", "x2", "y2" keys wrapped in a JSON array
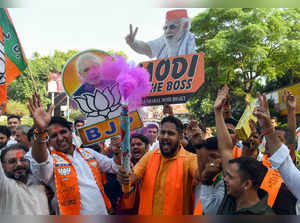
[
  {"x1": 253, "y1": 92, "x2": 272, "y2": 130},
  {"x1": 125, "y1": 24, "x2": 138, "y2": 45},
  {"x1": 214, "y1": 85, "x2": 229, "y2": 113},
  {"x1": 283, "y1": 90, "x2": 296, "y2": 111}
]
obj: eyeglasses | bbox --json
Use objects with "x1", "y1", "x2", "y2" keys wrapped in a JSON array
[{"x1": 163, "y1": 24, "x2": 178, "y2": 31}]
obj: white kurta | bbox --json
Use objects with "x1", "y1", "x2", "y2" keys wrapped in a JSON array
[
  {"x1": 148, "y1": 140, "x2": 160, "y2": 151},
  {"x1": 147, "y1": 31, "x2": 196, "y2": 59},
  {"x1": 269, "y1": 144, "x2": 300, "y2": 210},
  {"x1": 28, "y1": 148, "x2": 120, "y2": 215},
  {"x1": 0, "y1": 163, "x2": 49, "y2": 215}
]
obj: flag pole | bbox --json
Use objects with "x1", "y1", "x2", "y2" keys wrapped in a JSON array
[{"x1": 26, "y1": 63, "x2": 38, "y2": 94}]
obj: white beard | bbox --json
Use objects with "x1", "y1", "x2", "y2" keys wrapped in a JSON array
[
  {"x1": 166, "y1": 42, "x2": 180, "y2": 57},
  {"x1": 164, "y1": 29, "x2": 186, "y2": 57}
]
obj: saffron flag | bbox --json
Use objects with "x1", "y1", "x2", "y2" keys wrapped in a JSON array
[{"x1": 0, "y1": 8, "x2": 27, "y2": 111}]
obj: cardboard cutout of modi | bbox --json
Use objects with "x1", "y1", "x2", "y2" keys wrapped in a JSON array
[
  {"x1": 62, "y1": 50, "x2": 122, "y2": 125},
  {"x1": 62, "y1": 49, "x2": 149, "y2": 146},
  {"x1": 126, "y1": 9, "x2": 196, "y2": 59}
]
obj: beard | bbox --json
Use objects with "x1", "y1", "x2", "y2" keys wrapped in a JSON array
[
  {"x1": 159, "y1": 140, "x2": 180, "y2": 158},
  {"x1": 164, "y1": 29, "x2": 186, "y2": 57},
  {"x1": 164, "y1": 25, "x2": 186, "y2": 43},
  {"x1": 5, "y1": 166, "x2": 31, "y2": 183}
]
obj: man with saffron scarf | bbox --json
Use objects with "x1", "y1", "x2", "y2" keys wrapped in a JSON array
[
  {"x1": 126, "y1": 9, "x2": 195, "y2": 59},
  {"x1": 117, "y1": 116, "x2": 198, "y2": 215},
  {"x1": 27, "y1": 94, "x2": 121, "y2": 215}
]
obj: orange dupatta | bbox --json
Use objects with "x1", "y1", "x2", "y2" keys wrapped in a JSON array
[
  {"x1": 193, "y1": 199, "x2": 203, "y2": 215},
  {"x1": 120, "y1": 182, "x2": 139, "y2": 210},
  {"x1": 260, "y1": 155, "x2": 283, "y2": 207},
  {"x1": 232, "y1": 146, "x2": 242, "y2": 158},
  {"x1": 52, "y1": 148, "x2": 112, "y2": 215}
]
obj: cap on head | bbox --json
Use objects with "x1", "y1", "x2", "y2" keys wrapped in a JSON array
[{"x1": 166, "y1": 9, "x2": 188, "y2": 21}]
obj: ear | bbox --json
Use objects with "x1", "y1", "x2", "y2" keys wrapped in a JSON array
[
  {"x1": 243, "y1": 179, "x2": 253, "y2": 191},
  {"x1": 179, "y1": 133, "x2": 184, "y2": 141}
]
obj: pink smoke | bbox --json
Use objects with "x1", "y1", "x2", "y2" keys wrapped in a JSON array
[{"x1": 84, "y1": 55, "x2": 151, "y2": 110}]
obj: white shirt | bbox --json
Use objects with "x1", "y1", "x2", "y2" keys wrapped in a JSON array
[
  {"x1": 194, "y1": 179, "x2": 225, "y2": 215},
  {"x1": 72, "y1": 132, "x2": 82, "y2": 147},
  {"x1": 0, "y1": 163, "x2": 49, "y2": 215},
  {"x1": 28, "y1": 148, "x2": 120, "y2": 215},
  {"x1": 148, "y1": 140, "x2": 160, "y2": 151},
  {"x1": 7, "y1": 137, "x2": 17, "y2": 146},
  {"x1": 297, "y1": 135, "x2": 300, "y2": 153},
  {"x1": 269, "y1": 144, "x2": 300, "y2": 201},
  {"x1": 147, "y1": 32, "x2": 196, "y2": 59}
]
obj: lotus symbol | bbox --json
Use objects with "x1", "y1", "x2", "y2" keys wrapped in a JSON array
[{"x1": 73, "y1": 83, "x2": 121, "y2": 121}]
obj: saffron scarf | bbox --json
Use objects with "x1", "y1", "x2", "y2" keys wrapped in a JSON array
[
  {"x1": 138, "y1": 148, "x2": 185, "y2": 215},
  {"x1": 52, "y1": 147, "x2": 112, "y2": 215}
]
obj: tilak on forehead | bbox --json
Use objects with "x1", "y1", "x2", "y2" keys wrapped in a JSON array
[
  {"x1": 51, "y1": 126, "x2": 65, "y2": 134},
  {"x1": 16, "y1": 151, "x2": 24, "y2": 159},
  {"x1": 55, "y1": 127, "x2": 63, "y2": 133}
]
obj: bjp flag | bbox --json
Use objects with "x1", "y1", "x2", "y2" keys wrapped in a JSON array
[{"x1": 0, "y1": 8, "x2": 27, "y2": 112}]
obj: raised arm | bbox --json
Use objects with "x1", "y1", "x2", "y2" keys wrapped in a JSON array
[
  {"x1": 253, "y1": 92, "x2": 282, "y2": 156},
  {"x1": 214, "y1": 86, "x2": 233, "y2": 170},
  {"x1": 283, "y1": 90, "x2": 297, "y2": 139},
  {"x1": 27, "y1": 94, "x2": 54, "y2": 163},
  {"x1": 125, "y1": 24, "x2": 152, "y2": 58},
  {"x1": 254, "y1": 92, "x2": 300, "y2": 200}
]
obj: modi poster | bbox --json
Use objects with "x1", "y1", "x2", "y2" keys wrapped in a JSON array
[
  {"x1": 62, "y1": 49, "x2": 143, "y2": 145},
  {"x1": 139, "y1": 52, "x2": 205, "y2": 106}
]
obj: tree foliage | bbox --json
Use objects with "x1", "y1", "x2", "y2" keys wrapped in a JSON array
[
  {"x1": 7, "y1": 49, "x2": 129, "y2": 120},
  {"x1": 7, "y1": 50, "x2": 79, "y2": 105},
  {"x1": 6, "y1": 99, "x2": 29, "y2": 117},
  {"x1": 189, "y1": 8, "x2": 300, "y2": 126}
]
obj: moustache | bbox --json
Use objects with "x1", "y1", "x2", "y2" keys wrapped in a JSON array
[{"x1": 13, "y1": 166, "x2": 27, "y2": 172}]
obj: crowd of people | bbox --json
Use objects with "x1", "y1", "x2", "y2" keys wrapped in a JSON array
[
  {"x1": 0, "y1": 9, "x2": 299, "y2": 216},
  {"x1": 0, "y1": 85, "x2": 299, "y2": 215}
]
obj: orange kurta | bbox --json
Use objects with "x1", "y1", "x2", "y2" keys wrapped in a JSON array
[{"x1": 133, "y1": 146, "x2": 197, "y2": 215}]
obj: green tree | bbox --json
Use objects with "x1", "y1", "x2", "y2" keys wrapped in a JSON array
[
  {"x1": 69, "y1": 109, "x2": 84, "y2": 121},
  {"x1": 6, "y1": 99, "x2": 30, "y2": 116},
  {"x1": 107, "y1": 50, "x2": 128, "y2": 59},
  {"x1": 7, "y1": 49, "x2": 79, "y2": 105},
  {"x1": 189, "y1": 8, "x2": 300, "y2": 126}
]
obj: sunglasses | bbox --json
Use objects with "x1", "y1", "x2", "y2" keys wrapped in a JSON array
[{"x1": 163, "y1": 24, "x2": 178, "y2": 31}]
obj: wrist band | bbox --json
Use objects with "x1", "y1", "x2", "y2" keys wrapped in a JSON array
[
  {"x1": 34, "y1": 128, "x2": 48, "y2": 137},
  {"x1": 33, "y1": 133, "x2": 49, "y2": 143},
  {"x1": 261, "y1": 127, "x2": 275, "y2": 137},
  {"x1": 33, "y1": 128, "x2": 49, "y2": 143}
]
